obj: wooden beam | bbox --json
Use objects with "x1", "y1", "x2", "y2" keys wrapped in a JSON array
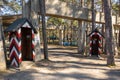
[
  {"x1": 1, "y1": 13, "x2": 120, "y2": 27},
  {"x1": 0, "y1": 17, "x2": 6, "y2": 70},
  {"x1": 46, "y1": 13, "x2": 105, "y2": 24}
]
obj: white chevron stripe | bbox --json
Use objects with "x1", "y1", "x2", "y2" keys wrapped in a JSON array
[
  {"x1": 90, "y1": 41, "x2": 92, "y2": 44},
  {"x1": 32, "y1": 30, "x2": 35, "y2": 59},
  {"x1": 32, "y1": 30, "x2": 34, "y2": 34},
  {"x1": 91, "y1": 32, "x2": 95, "y2": 37},
  {"x1": 90, "y1": 47, "x2": 92, "y2": 50},
  {"x1": 97, "y1": 33, "x2": 102, "y2": 38},
  {"x1": 32, "y1": 40, "x2": 35, "y2": 46},
  {"x1": 33, "y1": 51, "x2": 35, "y2": 56},
  {"x1": 19, "y1": 53, "x2": 22, "y2": 59},
  {"x1": 9, "y1": 46, "x2": 19, "y2": 58},
  {"x1": 11, "y1": 58, "x2": 18, "y2": 67},
  {"x1": 98, "y1": 48, "x2": 101, "y2": 52},
  {"x1": 22, "y1": 22, "x2": 31, "y2": 28},
  {"x1": 99, "y1": 40, "x2": 101, "y2": 43},
  {"x1": 17, "y1": 28, "x2": 21, "y2": 34},
  {"x1": 10, "y1": 37, "x2": 21, "y2": 47}
]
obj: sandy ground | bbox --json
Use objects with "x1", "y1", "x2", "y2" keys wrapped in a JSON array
[{"x1": 0, "y1": 45, "x2": 120, "y2": 80}]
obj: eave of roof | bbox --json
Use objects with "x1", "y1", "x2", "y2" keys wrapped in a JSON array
[
  {"x1": 88, "y1": 29, "x2": 104, "y2": 38},
  {"x1": 4, "y1": 18, "x2": 37, "y2": 33}
]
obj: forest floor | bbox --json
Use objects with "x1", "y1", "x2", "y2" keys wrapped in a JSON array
[{"x1": 0, "y1": 45, "x2": 120, "y2": 80}]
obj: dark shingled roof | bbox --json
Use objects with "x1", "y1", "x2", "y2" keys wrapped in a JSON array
[{"x1": 4, "y1": 18, "x2": 37, "y2": 33}]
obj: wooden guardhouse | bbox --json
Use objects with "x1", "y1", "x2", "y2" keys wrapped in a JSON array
[
  {"x1": 88, "y1": 29, "x2": 104, "y2": 56},
  {"x1": 4, "y1": 18, "x2": 37, "y2": 67}
]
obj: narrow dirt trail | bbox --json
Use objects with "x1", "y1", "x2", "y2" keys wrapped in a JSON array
[{"x1": 1, "y1": 45, "x2": 120, "y2": 80}]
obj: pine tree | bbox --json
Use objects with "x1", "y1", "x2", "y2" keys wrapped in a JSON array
[{"x1": 103, "y1": 0, "x2": 115, "y2": 66}]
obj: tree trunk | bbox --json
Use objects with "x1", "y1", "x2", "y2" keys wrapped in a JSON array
[
  {"x1": 39, "y1": 0, "x2": 48, "y2": 60},
  {"x1": 91, "y1": 0, "x2": 95, "y2": 30},
  {"x1": 81, "y1": 21, "x2": 87, "y2": 54},
  {"x1": 22, "y1": 0, "x2": 31, "y2": 19},
  {"x1": 119, "y1": 28, "x2": 120, "y2": 47},
  {"x1": 31, "y1": 0, "x2": 41, "y2": 61},
  {"x1": 78, "y1": 20, "x2": 82, "y2": 54},
  {"x1": 78, "y1": 20, "x2": 86, "y2": 54},
  {"x1": 0, "y1": 17, "x2": 6, "y2": 70},
  {"x1": 119, "y1": 0, "x2": 120, "y2": 17},
  {"x1": 103, "y1": 0, "x2": 115, "y2": 65}
]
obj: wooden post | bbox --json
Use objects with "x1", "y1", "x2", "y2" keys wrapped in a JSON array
[
  {"x1": 59, "y1": 29, "x2": 64, "y2": 45},
  {"x1": 0, "y1": 17, "x2": 6, "y2": 70},
  {"x1": 91, "y1": 0, "x2": 95, "y2": 30},
  {"x1": 77, "y1": 20, "x2": 82, "y2": 54}
]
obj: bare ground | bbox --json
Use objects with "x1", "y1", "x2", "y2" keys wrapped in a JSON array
[{"x1": 1, "y1": 45, "x2": 120, "y2": 80}]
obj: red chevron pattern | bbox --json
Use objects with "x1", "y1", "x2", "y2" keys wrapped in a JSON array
[
  {"x1": 16, "y1": 29, "x2": 21, "y2": 39},
  {"x1": 10, "y1": 38, "x2": 21, "y2": 51},
  {"x1": 32, "y1": 30, "x2": 35, "y2": 60},
  {"x1": 9, "y1": 29, "x2": 21, "y2": 67},
  {"x1": 89, "y1": 32, "x2": 103, "y2": 55},
  {"x1": 9, "y1": 21, "x2": 36, "y2": 67}
]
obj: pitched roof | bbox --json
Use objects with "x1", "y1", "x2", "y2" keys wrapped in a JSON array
[
  {"x1": 4, "y1": 18, "x2": 37, "y2": 33},
  {"x1": 88, "y1": 29, "x2": 104, "y2": 38}
]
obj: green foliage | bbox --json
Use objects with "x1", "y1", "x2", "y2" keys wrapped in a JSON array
[
  {"x1": 47, "y1": 17, "x2": 64, "y2": 29},
  {"x1": 111, "y1": 1, "x2": 120, "y2": 15},
  {"x1": 112, "y1": 3, "x2": 119, "y2": 11},
  {"x1": 1, "y1": 0, "x2": 22, "y2": 14}
]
